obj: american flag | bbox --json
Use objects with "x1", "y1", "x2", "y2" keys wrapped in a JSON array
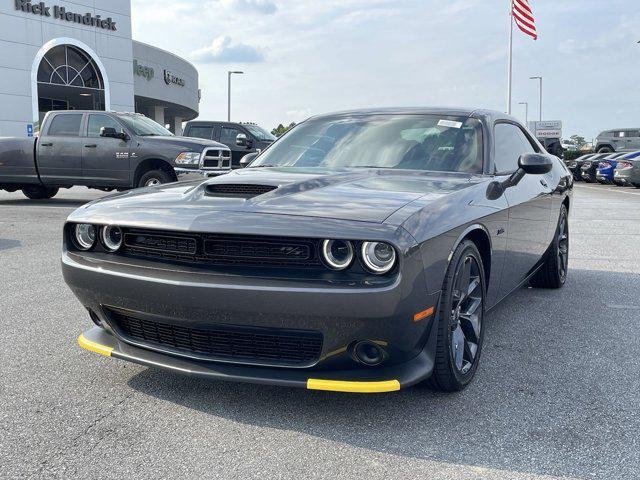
[{"x1": 512, "y1": 0, "x2": 537, "y2": 40}]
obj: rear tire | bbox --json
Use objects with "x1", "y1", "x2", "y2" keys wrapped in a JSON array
[
  {"x1": 428, "y1": 240, "x2": 486, "y2": 392},
  {"x1": 531, "y1": 205, "x2": 569, "y2": 289},
  {"x1": 137, "y1": 169, "x2": 173, "y2": 188},
  {"x1": 21, "y1": 186, "x2": 58, "y2": 200},
  {"x1": 633, "y1": 183, "x2": 640, "y2": 189}
]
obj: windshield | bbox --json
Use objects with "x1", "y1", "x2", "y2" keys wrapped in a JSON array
[
  {"x1": 243, "y1": 124, "x2": 276, "y2": 141},
  {"x1": 117, "y1": 115, "x2": 173, "y2": 137},
  {"x1": 250, "y1": 114, "x2": 483, "y2": 173}
]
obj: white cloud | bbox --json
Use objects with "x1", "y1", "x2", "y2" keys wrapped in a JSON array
[
  {"x1": 220, "y1": 0, "x2": 278, "y2": 14},
  {"x1": 191, "y1": 36, "x2": 265, "y2": 63}
]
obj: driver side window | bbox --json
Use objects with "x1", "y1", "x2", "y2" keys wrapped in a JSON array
[
  {"x1": 88, "y1": 114, "x2": 123, "y2": 138},
  {"x1": 494, "y1": 123, "x2": 535, "y2": 174}
]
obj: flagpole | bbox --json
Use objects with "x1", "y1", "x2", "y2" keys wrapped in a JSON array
[{"x1": 507, "y1": 0, "x2": 514, "y2": 114}]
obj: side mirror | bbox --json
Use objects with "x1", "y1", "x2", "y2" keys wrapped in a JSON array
[
  {"x1": 240, "y1": 152, "x2": 258, "y2": 168},
  {"x1": 519, "y1": 153, "x2": 553, "y2": 175},
  {"x1": 100, "y1": 127, "x2": 127, "y2": 140},
  {"x1": 236, "y1": 133, "x2": 249, "y2": 147},
  {"x1": 487, "y1": 153, "x2": 554, "y2": 200}
]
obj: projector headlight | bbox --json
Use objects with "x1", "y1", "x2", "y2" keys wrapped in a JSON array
[
  {"x1": 175, "y1": 151, "x2": 201, "y2": 165},
  {"x1": 74, "y1": 224, "x2": 96, "y2": 251},
  {"x1": 321, "y1": 239, "x2": 354, "y2": 270},
  {"x1": 101, "y1": 226, "x2": 123, "y2": 252},
  {"x1": 361, "y1": 241, "x2": 397, "y2": 274}
]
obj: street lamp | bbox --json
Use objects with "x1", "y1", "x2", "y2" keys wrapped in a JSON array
[
  {"x1": 530, "y1": 76, "x2": 543, "y2": 121},
  {"x1": 518, "y1": 102, "x2": 528, "y2": 124},
  {"x1": 227, "y1": 71, "x2": 244, "y2": 122}
]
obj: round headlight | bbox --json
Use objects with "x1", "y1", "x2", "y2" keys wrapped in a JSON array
[
  {"x1": 361, "y1": 242, "x2": 397, "y2": 274},
  {"x1": 74, "y1": 224, "x2": 96, "y2": 251},
  {"x1": 321, "y1": 239, "x2": 354, "y2": 270},
  {"x1": 101, "y1": 226, "x2": 123, "y2": 252}
]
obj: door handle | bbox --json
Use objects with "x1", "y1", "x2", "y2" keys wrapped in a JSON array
[
  {"x1": 40, "y1": 142, "x2": 53, "y2": 146},
  {"x1": 539, "y1": 178, "x2": 548, "y2": 188},
  {"x1": 84, "y1": 144, "x2": 97, "y2": 148}
]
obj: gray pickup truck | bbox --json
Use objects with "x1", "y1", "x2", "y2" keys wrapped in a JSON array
[{"x1": 0, "y1": 111, "x2": 231, "y2": 199}]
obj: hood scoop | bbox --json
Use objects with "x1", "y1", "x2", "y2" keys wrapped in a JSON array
[{"x1": 205, "y1": 183, "x2": 278, "y2": 199}]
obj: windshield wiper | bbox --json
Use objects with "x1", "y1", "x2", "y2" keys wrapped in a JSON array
[{"x1": 249, "y1": 164, "x2": 280, "y2": 168}]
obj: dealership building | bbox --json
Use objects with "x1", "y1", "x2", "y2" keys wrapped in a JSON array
[{"x1": 0, "y1": 0, "x2": 200, "y2": 137}]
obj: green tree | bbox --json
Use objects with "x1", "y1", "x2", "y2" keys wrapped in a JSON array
[
  {"x1": 272, "y1": 122, "x2": 296, "y2": 137},
  {"x1": 569, "y1": 135, "x2": 587, "y2": 147}
]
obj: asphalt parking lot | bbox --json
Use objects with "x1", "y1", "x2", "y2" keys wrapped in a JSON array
[{"x1": 1, "y1": 183, "x2": 639, "y2": 480}]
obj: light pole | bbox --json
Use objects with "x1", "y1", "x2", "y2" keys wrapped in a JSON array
[
  {"x1": 227, "y1": 71, "x2": 244, "y2": 122},
  {"x1": 518, "y1": 102, "x2": 528, "y2": 124},
  {"x1": 530, "y1": 76, "x2": 543, "y2": 121}
]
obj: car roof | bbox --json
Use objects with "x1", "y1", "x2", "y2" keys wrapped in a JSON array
[{"x1": 306, "y1": 107, "x2": 521, "y2": 124}]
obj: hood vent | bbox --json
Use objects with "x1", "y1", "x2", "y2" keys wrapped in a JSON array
[{"x1": 205, "y1": 183, "x2": 278, "y2": 199}]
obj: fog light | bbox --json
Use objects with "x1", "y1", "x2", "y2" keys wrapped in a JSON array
[
  {"x1": 353, "y1": 341, "x2": 385, "y2": 366},
  {"x1": 101, "y1": 226, "x2": 123, "y2": 252},
  {"x1": 74, "y1": 224, "x2": 96, "y2": 250}
]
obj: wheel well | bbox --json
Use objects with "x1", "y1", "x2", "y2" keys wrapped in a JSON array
[
  {"x1": 464, "y1": 229, "x2": 491, "y2": 285},
  {"x1": 597, "y1": 144, "x2": 614, "y2": 152},
  {"x1": 133, "y1": 159, "x2": 177, "y2": 186}
]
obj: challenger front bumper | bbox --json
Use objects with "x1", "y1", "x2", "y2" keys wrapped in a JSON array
[
  {"x1": 63, "y1": 222, "x2": 440, "y2": 393},
  {"x1": 78, "y1": 326, "x2": 436, "y2": 393}
]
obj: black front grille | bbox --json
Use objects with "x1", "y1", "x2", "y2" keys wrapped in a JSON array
[
  {"x1": 204, "y1": 238, "x2": 312, "y2": 262},
  {"x1": 205, "y1": 184, "x2": 277, "y2": 198},
  {"x1": 121, "y1": 229, "x2": 323, "y2": 268},
  {"x1": 107, "y1": 308, "x2": 323, "y2": 366}
]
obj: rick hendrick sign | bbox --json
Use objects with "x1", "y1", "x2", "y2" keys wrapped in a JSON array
[{"x1": 14, "y1": 1, "x2": 117, "y2": 31}]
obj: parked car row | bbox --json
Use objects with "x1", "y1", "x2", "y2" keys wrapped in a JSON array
[{"x1": 564, "y1": 151, "x2": 640, "y2": 187}]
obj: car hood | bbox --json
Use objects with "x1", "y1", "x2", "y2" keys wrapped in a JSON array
[
  {"x1": 141, "y1": 135, "x2": 226, "y2": 150},
  {"x1": 71, "y1": 168, "x2": 482, "y2": 225}
]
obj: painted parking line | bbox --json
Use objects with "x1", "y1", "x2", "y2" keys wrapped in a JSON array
[{"x1": 576, "y1": 184, "x2": 640, "y2": 196}]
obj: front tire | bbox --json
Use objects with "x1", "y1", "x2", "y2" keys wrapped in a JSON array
[
  {"x1": 531, "y1": 205, "x2": 569, "y2": 289},
  {"x1": 428, "y1": 240, "x2": 486, "y2": 392},
  {"x1": 137, "y1": 169, "x2": 173, "y2": 188},
  {"x1": 21, "y1": 186, "x2": 58, "y2": 200},
  {"x1": 597, "y1": 146, "x2": 614, "y2": 154}
]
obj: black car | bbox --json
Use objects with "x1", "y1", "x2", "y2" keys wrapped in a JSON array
[
  {"x1": 65, "y1": 108, "x2": 572, "y2": 393},
  {"x1": 183, "y1": 121, "x2": 276, "y2": 168},
  {"x1": 564, "y1": 153, "x2": 595, "y2": 181}
]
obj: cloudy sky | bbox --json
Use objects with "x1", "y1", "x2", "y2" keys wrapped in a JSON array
[{"x1": 131, "y1": 0, "x2": 639, "y2": 140}]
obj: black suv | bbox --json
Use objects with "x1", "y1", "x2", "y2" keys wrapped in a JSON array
[{"x1": 183, "y1": 121, "x2": 276, "y2": 168}]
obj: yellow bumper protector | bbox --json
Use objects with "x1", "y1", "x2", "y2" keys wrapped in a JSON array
[
  {"x1": 78, "y1": 333, "x2": 113, "y2": 357},
  {"x1": 306, "y1": 379, "x2": 400, "y2": 393}
]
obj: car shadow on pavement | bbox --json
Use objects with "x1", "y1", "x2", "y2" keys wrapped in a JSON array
[
  {"x1": 0, "y1": 198, "x2": 90, "y2": 207},
  {"x1": 126, "y1": 267, "x2": 640, "y2": 479},
  {"x1": 0, "y1": 238, "x2": 21, "y2": 251}
]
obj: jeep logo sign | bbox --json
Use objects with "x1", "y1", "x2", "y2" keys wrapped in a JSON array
[
  {"x1": 164, "y1": 70, "x2": 185, "y2": 87},
  {"x1": 133, "y1": 60, "x2": 154, "y2": 81}
]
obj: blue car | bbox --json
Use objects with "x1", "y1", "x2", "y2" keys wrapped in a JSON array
[{"x1": 597, "y1": 151, "x2": 640, "y2": 185}]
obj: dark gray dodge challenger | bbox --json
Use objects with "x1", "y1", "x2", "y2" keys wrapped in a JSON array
[{"x1": 64, "y1": 108, "x2": 573, "y2": 393}]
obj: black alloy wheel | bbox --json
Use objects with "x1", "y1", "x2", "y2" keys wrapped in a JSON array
[
  {"x1": 531, "y1": 205, "x2": 569, "y2": 289},
  {"x1": 556, "y1": 209, "x2": 569, "y2": 284},
  {"x1": 428, "y1": 240, "x2": 486, "y2": 392},
  {"x1": 450, "y1": 255, "x2": 483, "y2": 375}
]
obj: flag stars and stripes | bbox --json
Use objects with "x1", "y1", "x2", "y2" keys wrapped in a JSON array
[{"x1": 512, "y1": 0, "x2": 537, "y2": 40}]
